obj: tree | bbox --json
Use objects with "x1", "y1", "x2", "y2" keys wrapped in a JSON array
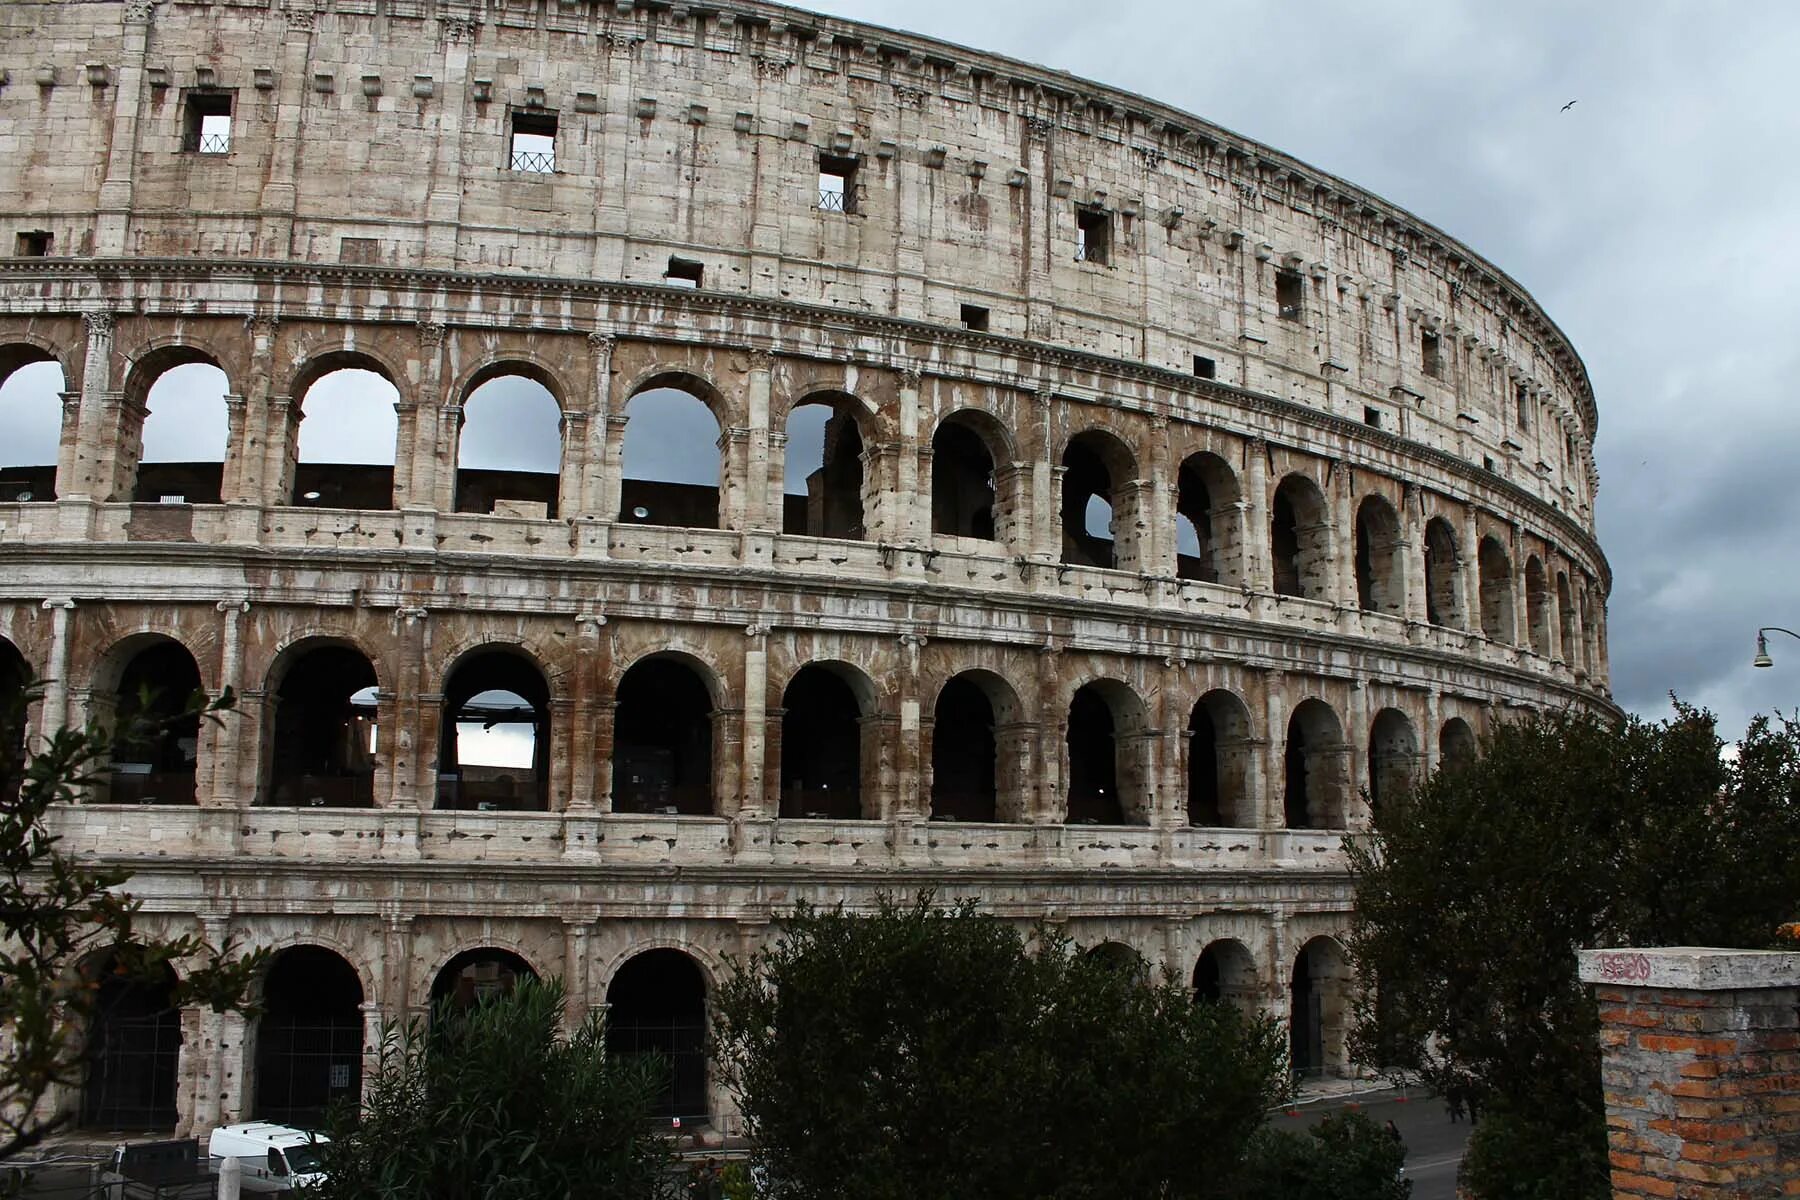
[
  {"x1": 0, "y1": 677, "x2": 262, "y2": 1162},
  {"x1": 710, "y1": 891, "x2": 1290, "y2": 1200},
  {"x1": 309, "y1": 977, "x2": 677, "y2": 1200},
  {"x1": 1233, "y1": 1112, "x2": 1409, "y2": 1200},
  {"x1": 1347, "y1": 704, "x2": 1800, "y2": 1200}
]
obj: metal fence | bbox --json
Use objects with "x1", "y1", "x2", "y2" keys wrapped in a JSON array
[
  {"x1": 510, "y1": 149, "x2": 555, "y2": 174},
  {"x1": 817, "y1": 187, "x2": 847, "y2": 212}
]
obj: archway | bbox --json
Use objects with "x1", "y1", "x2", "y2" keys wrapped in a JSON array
[
  {"x1": 605, "y1": 949, "x2": 709, "y2": 1124},
  {"x1": 1187, "y1": 690, "x2": 1253, "y2": 827},
  {"x1": 1060, "y1": 431, "x2": 1138, "y2": 571},
  {"x1": 930, "y1": 414, "x2": 998, "y2": 540},
  {"x1": 1478, "y1": 536, "x2": 1515, "y2": 643},
  {"x1": 930, "y1": 673, "x2": 998, "y2": 822},
  {"x1": 1084, "y1": 941, "x2": 1148, "y2": 978},
  {"x1": 291, "y1": 362, "x2": 400, "y2": 509},
  {"x1": 1283, "y1": 699, "x2": 1346, "y2": 830},
  {"x1": 1271, "y1": 474, "x2": 1330, "y2": 599},
  {"x1": 431, "y1": 949, "x2": 537, "y2": 1018},
  {"x1": 1176, "y1": 452, "x2": 1239, "y2": 583},
  {"x1": 780, "y1": 664, "x2": 868, "y2": 819},
  {"x1": 1367, "y1": 708, "x2": 1420, "y2": 820},
  {"x1": 783, "y1": 396, "x2": 865, "y2": 539},
  {"x1": 0, "y1": 349, "x2": 65, "y2": 501},
  {"x1": 1066, "y1": 680, "x2": 1148, "y2": 826},
  {"x1": 620, "y1": 384, "x2": 721, "y2": 529},
  {"x1": 266, "y1": 643, "x2": 378, "y2": 808},
  {"x1": 1193, "y1": 939, "x2": 1258, "y2": 1012},
  {"x1": 1423, "y1": 517, "x2": 1460, "y2": 627},
  {"x1": 254, "y1": 946, "x2": 364, "y2": 1128},
  {"x1": 436, "y1": 650, "x2": 550, "y2": 812},
  {"x1": 81, "y1": 959, "x2": 181, "y2": 1130},
  {"x1": 1354, "y1": 495, "x2": 1404, "y2": 615},
  {"x1": 135, "y1": 360, "x2": 229, "y2": 504},
  {"x1": 1439, "y1": 718, "x2": 1477, "y2": 771},
  {"x1": 455, "y1": 371, "x2": 562, "y2": 518},
  {"x1": 613, "y1": 656, "x2": 714, "y2": 815},
  {"x1": 107, "y1": 640, "x2": 203, "y2": 805},
  {"x1": 1290, "y1": 938, "x2": 1350, "y2": 1080},
  {"x1": 1525, "y1": 556, "x2": 1551, "y2": 656}
]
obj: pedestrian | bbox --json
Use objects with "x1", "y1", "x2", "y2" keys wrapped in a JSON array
[
  {"x1": 1445, "y1": 1089, "x2": 1464, "y2": 1124},
  {"x1": 1384, "y1": 1118, "x2": 1402, "y2": 1146}
]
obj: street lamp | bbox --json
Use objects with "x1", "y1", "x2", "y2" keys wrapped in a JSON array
[{"x1": 1753, "y1": 627, "x2": 1800, "y2": 668}]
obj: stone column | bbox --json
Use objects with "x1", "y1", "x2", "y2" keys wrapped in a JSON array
[
  {"x1": 739, "y1": 625, "x2": 769, "y2": 820},
  {"x1": 424, "y1": 17, "x2": 473, "y2": 263},
  {"x1": 1159, "y1": 658, "x2": 1187, "y2": 826},
  {"x1": 894, "y1": 633, "x2": 926, "y2": 818},
  {"x1": 1423, "y1": 690, "x2": 1441, "y2": 775},
  {"x1": 1460, "y1": 509, "x2": 1482, "y2": 636},
  {"x1": 38, "y1": 598, "x2": 75, "y2": 744},
  {"x1": 1577, "y1": 948, "x2": 1800, "y2": 1200},
  {"x1": 993, "y1": 462, "x2": 1030, "y2": 554},
  {"x1": 600, "y1": 413, "x2": 630, "y2": 523},
  {"x1": 1145, "y1": 415, "x2": 1174, "y2": 577},
  {"x1": 561, "y1": 918, "x2": 593, "y2": 1030},
  {"x1": 743, "y1": 351, "x2": 775, "y2": 531},
  {"x1": 407, "y1": 323, "x2": 448, "y2": 532},
  {"x1": 556, "y1": 412, "x2": 587, "y2": 522},
  {"x1": 577, "y1": 334, "x2": 616, "y2": 534},
  {"x1": 200, "y1": 599, "x2": 250, "y2": 808},
  {"x1": 995, "y1": 721, "x2": 1037, "y2": 824},
  {"x1": 389, "y1": 607, "x2": 430, "y2": 810},
  {"x1": 94, "y1": 3, "x2": 151, "y2": 256},
  {"x1": 65, "y1": 312, "x2": 117, "y2": 513},
  {"x1": 1262, "y1": 672, "x2": 1287, "y2": 831},
  {"x1": 1345, "y1": 681, "x2": 1368, "y2": 831},
  {"x1": 1402, "y1": 485, "x2": 1428, "y2": 625},
  {"x1": 1508, "y1": 524, "x2": 1527, "y2": 648},
  {"x1": 566, "y1": 612, "x2": 606, "y2": 811},
  {"x1": 1330, "y1": 462, "x2": 1356, "y2": 611},
  {"x1": 253, "y1": 9, "x2": 318, "y2": 257},
  {"x1": 1034, "y1": 643, "x2": 1064, "y2": 821},
  {"x1": 894, "y1": 368, "x2": 926, "y2": 543},
  {"x1": 242, "y1": 315, "x2": 282, "y2": 509},
  {"x1": 1245, "y1": 439, "x2": 1270, "y2": 592},
  {"x1": 1029, "y1": 392, "x2": 1059, "y2": 562}
]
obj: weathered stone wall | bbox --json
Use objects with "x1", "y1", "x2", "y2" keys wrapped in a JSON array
[
  {"x1": 1580, "y1": 949, "x2": 1800, "y2": 1198},
  {"x1": 0, "y1": 0, "x2": 1611, "y2": 1139}
]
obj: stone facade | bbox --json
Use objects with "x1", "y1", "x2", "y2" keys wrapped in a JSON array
[{"x1": 0, "y1": 0, "x2": 1609, "y2": 1136}]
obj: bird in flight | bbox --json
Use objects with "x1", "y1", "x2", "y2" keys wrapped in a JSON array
[{"x1": 1561, "y1": 100, "x2": 1578, "y2": 112}]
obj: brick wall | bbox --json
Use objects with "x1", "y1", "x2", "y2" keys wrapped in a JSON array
[{"x1": 1578, "y1": 948, "x2": 1800, "y2": 1198}]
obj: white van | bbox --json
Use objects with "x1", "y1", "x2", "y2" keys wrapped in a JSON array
[{"x1": 206, "y1": 1123, "x2": 329, "y2": 1192}]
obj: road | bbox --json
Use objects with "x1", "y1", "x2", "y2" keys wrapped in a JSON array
[{"x1": 1271, "y1": 1092, "x2": 1470, "y2": 1200}]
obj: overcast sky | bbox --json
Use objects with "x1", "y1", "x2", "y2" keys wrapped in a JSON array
[{"x1": 2, "y1": 1, "x2": 1795, "y2": 738}]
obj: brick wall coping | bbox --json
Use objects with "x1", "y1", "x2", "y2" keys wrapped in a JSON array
[{"x1": 1577, "y1": 947, "x2": 1800, "y2": 992}]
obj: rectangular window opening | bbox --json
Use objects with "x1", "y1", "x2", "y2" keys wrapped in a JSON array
[
  {"x1": 1421, "y1": 329, "x2": 1442, "y2": 378},
  {"x1": 666, "y1": 257, "x2": 704, "y2": 289},
  {"x1": 1482, "y1": 455, "x2": 1496, "y2": 473},
  {"x1": 1192, "y1": 354, "x2": 1216, "y2": 380},
  {"x1": 1515, "y1": 382, "x2": 1531, "y2": 431},
  {"x1": 16, "y1": 231, "x2": 52, "y2": 257},
  {"x1": 1075, "y1": 206, "x2": 1110, "y2": 265},
  {"x1": 1363, "y1": 406, "x2": 1382, "y2": 429},
  {"x1": 960, "y1": 303, "x2": 990, "y2": 332},
  {"x1": 182, "y1": 91, "x2": 233, "y2": 154},
  {"x1": 510, "y1": 111, "x2": 557, "y2": 174},
  {"x1": 818, "y1": 153, "x2": 858, "y2": 213},
  {"x1": 1275, "y1": 269, "x2": 1304, "y2": 321}
]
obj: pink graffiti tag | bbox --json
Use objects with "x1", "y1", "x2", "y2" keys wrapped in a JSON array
[{"x1": 1598, "y1": 952, "x2": 1653, "y2": 984}]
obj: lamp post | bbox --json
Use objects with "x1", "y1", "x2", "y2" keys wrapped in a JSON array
[{"x1": 1752, "y1": 627, "x2": 1800, "y2": 668}]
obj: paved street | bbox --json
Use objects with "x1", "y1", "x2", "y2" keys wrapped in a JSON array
[{"x1": 1272, "y1": 1091, "x2": 1471, "y2": 1200}]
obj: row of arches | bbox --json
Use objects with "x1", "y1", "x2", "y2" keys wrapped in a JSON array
[
  {"x1": 12, "y1": 633, "x2": 1478, "y2": 827},
  {"x1": 79, "y1": 932, "x2": 1351, "y2": 1133},
  {"x1": 0, "y1": 340, "x2": 1603, "y2": 666}
]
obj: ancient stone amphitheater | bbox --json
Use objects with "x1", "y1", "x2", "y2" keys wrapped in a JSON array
[{"x1": 1, "y1": 0, "x2": 1608, "y2": 1136}]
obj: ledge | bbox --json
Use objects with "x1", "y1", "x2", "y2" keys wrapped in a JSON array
[{"x1": 1577, "y1": 947, "x2": 1800, "y2": 992}]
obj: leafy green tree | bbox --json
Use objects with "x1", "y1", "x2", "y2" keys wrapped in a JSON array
[
  {"x1": 710, "y1": 891, "x2": 1289, "y2": 1200},
  {"x1": 1233, "y1": 1112, "x2": 1409, "y2": 1200},
  {"x1": 309, "y1": 977, "x2": 676, "y2": 1200},
  {"x1": 0, "y1": 677, "x2": 261, "y2": 1163},
  {"x1": 1347, "y1": 704, "x2": 1800, "y2": 1200}
]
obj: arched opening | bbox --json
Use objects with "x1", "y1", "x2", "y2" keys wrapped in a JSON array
[
  {"x1": 1066, "y1": 680, "x2": 1148, "y2": 826},
  {"x1": 455, "y1": 371, "x2": 563, "y2": 518},
  {"x1": 1478, "y1": 536, "x2": 1515, "y2": 643},
  {"x1": 254, "y1": 946, "x2": 365, "y2": 1128},
  {"x1": 1060, "y1": 431, "x2": 1138, "y2": 571},
  {"x1": 930, "y1": 414, "x2": 998, "y2": 540},
  {"x1": 930, "y1": 674, "x2": 997, "y2": 822},
  {"x1": 0, "y1": 348, "x2": 66, "y2": 501},
  {"x1": 605, "y1": 949, "x2": 709, "y2": 1124},
  {"x1": 135, "y1": 359, "x2": 229, "y2": 504},
  {"x1": 783, "y1": 397, "x2": 865, "y2": 539},
  {"x1": 613, "y1": 656, "x2": 714, "y2": 815},
  {"x1": 1271, "y1": 474, "x2": 1330, "y2": 599},
  {"x1": 1557, "y1": 572, "x2": 1577, "y2": 667},
  {"x1": 1193, "y1": 939, "x2": 1258, "y2": 1012},
  {"x1": 267, "y1": 643, "x2": 378, "y2": 808},
  {"x1": 291, "y1": 362, "x2": 400, "y2": 509},
  {"x1": 431, "y1": 949, "x2": 537, "y2": 1018},
  {"x1": 0, "y1": 638, "x2": 29, "y2": 801},
  {"x1": 1283, "y1": 699, "x2": 1347, "y2": 830},
  {"x1": 1367, "y1": 708, "x2": 1419, "y2": 821},
  {"x1": 435, "y1": 650, "x2": 550, "y2": 812},
  {"x1": 107, "y1": 640, "x2": 203, "y2": 805},
  {"x1": 1176, "y1": 452, "x2": 1239, "y2": 584},
  {"x1": 1084, "y1": 941, "x2": 1147, "y2": 978},
  {"x1": 1290, "y1": 937, "x2": 1350, "y2": 1080},
  {"x1": 1439, "y1": 717, "x2": 1477, "y2": 771},
  {"x1": 780, "y1": 664, "x2": 868, "y2": 820},
  {"x1": 1525, "y1": 556, "x2": 1551, "y2": 656},
  {"x1": 81, "y1": 958, "x2": 181, "y2": 1130},
  {"x1": 1423, "y1": 517, "x2": 1460, "y2": 627},
  {"x1": 620, "y1": 383, "x2": 721, "y2": 530},
  {"x1": 1354, "y1": 495, "x2": 1404, "y2": 615},
  {"x1": 1187, "y1": 690, "x2": 1253, "y2": 827}
]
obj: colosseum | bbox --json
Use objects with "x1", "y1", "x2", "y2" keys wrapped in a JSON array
[{"x1": 1, "y1": 0, "x2": 1608, "y2": 1137}]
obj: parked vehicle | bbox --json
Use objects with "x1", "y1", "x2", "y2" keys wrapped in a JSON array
[
  {"x1": 101, "y1": 1139, "x2": 214, "y2": 1199},
  {"x1": 206, "y1": 1123, "x2": 329, "y2": 1192}
]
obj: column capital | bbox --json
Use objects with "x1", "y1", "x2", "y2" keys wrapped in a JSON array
[{"x1": 83, "y1": 311, "x2": 117, "y2": 339}]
